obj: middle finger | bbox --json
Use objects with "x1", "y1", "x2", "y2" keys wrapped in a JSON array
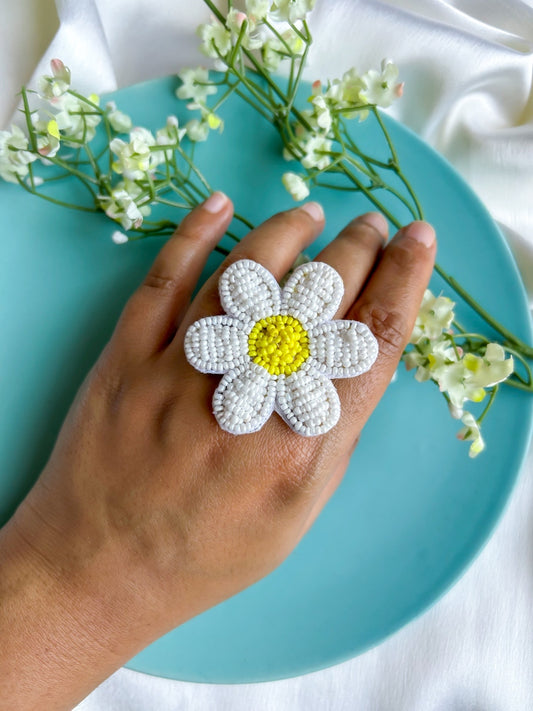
[{"x1": 313, "y1": 211, "x2": 388, "y2": 317}]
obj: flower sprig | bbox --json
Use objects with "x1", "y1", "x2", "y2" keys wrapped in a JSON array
[
  {"x1": 403, "y1": 290, "x2": 515, "y2": 456},
  {"x1": 1, "y1": 59, "x2": 251, "y2": 251},
  {"x1": 1, "y1": 0, "x2": 532, "y2": 456}
]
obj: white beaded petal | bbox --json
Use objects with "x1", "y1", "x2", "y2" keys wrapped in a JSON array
[
  {"x1": 275, "y1": 367, "x2": 341, "y2": 437},
  {"x1": 280, "y1": 261, "x2": 343, "y2": 326},
  {"x1": 308, "y1": 320, "x2": 379, "y2": 378},
  {"x1": 184, "y1": 315, "x2": 249, "y2": 374},
  {"x1": 213, "y1": 363, "x2": 277, "y2": 434},
  {"x1": 219, "y1": 259, "x2": 281, "y2": 322}
]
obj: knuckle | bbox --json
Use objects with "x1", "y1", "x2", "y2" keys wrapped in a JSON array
[
  {"x1": 344, "y1": 221, "x2": 384, "y2": 249},
  {"x1": 271, "y1": 208, "x2": 311, "y2": 234},
  {"x1": 266, "y1": 435, "x2": 318, "y2": 509},
  {"x1": 388, "y1": 242, "x2": 418, "y2": 272},
  {"x1": 357, "y1": 302, "x2": 407, "y2": 358},
  {"x1": 142, "y1": 272, "x2": 179, "y2": 292}
]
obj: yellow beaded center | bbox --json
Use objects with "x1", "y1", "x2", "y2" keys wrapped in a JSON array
[{"x1": 248, "y1": 315, "x2": 310, "y2": 376}]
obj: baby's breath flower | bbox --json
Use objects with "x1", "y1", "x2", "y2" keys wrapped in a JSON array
[
  {"x1": 111, "y1": 230, "x2": 129, "y2": 244},
  {"x1": 262, "y1": 28, "x2": 304, "y2": 71},
  {"x1": 99, "y1": 181, "x2": 151, "y2": 230},
  {"x1": 177, "y1": 67, "x2": 217, "y2": 105},
  {"x1": 430, "y1": 343, "x2": 513, "y2": 414},
  {"x1": 35, "y1": 119, "x2": 61, "y2": 157},
  {"x1": 110, "y1": 127, "x2": 160, "y2": 180},
  {"x1": 403, "y1": 336, "x2": 456, "y2": 383},
  {"x1": 153, "y1": 116, "x2": 187, "y2": 163},
  {"x1": 410, "y1": 289, "x2": 455, "y2": 343},
  {"x1": 53, "y1": 93, "x2": 102, "y2": 143},
  {"x1": 0, "y1": 125, "x2": 36, "y2": 183},
  {"x1": 198, "y1": 19, "x2": 232, "y2": 59},
  {"x1": 270, "y1": 0, "x2": 316, "y2": 22},
  {"x1": 185, "y1": 118, "x2": 210, "y2": 142},
  {"x1": 105, "y1": 101, "x2": 133, "y2": 133},
  {"x1": 300, "y1": 133, "x2": 332, "y2": 170},
  {"x1": 457, "y1": 412, "x2": 485, "y2": 457},
  {"x1": 311, "y1": 95, "x2": 332, "y2": 133},
  {"x1": 245, "y1": 0, "x2": 271, "y2": 22},
  {"x1": 38, "y1": 58, "x2": 71, "y2": 101},
  {"x1": 226, "y1": 9, "x2": 264, "y2": 49},
  {"x1": 326, "y1": 68, "x2": 365, "y2": 106},
  {"x1": 185, "y1": 112, "x2": 222, "y2": 142},
  {"x1": 282, "y1": 171, "x2": 309, "y2": 200},
  {"x1": 360, "y1": 59, "x2": 403, "y2": 109}
]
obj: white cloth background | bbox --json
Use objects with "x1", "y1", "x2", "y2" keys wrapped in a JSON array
[{"x1": 2, "y1": 1, "x2": 533, "y2": 708}]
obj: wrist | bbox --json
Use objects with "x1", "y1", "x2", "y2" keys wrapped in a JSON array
[{"x1": 0, "y1": 503, "x2": 166, "y2": 709}]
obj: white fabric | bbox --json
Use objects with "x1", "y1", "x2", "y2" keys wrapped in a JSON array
[{"x1": 1, "y1": 0, "x2": 533, "y2": 708}]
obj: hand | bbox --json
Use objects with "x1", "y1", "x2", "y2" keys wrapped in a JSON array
[{"x1": 0, "y1": 192, "x2": 436, "y2": 709}]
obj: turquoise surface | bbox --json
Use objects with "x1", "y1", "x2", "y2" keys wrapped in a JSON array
[{"x1": 1, "y1": 77, "x2": 532, "y2": 683}]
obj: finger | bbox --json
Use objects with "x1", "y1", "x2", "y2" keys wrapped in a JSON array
[
  {"x1": 110, "y1": 192, "x2": 234, "y2": 363},
  {"x1": 177, "y1": 201, "x2": 325, "y2": 331},
  {"x1": 313, "y1": 212, "x2": 388, "y2": 317},
  {"x1": 337, "y1": 220, "x2": 436, "y2": 432}
]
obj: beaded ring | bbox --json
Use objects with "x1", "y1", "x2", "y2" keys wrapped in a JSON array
[{"x1": 184, "y1": 259, "x2": 379, "y2": 436}]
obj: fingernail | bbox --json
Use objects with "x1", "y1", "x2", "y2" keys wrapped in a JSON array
[
  {"x1": 402, "y1": 221, "x2": 435, "y2": 247},
  {"x1": 203, "y1": 191, "x2": 228, "y2": 214},
  {"x1": 355, "y1": 212, "x2": 388, "y2": 240},
  {"x1": 300, "y1": 201, "x2": 324, "y2": 222}
]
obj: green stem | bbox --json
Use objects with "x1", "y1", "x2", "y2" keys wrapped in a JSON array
[
  {"x1": 434, "y1": 264, "x2": 533, "y2": 358},
  {"x1": 20, "y1": 87, "x2": 38, "y2": 151},
  {"x1": 234, "y1": 212, "x2": 254, "y2": 230},
  {"x1": 286, "y1": 43, "x2": 310, "y2": 113},
  {"x1": 339, "y1": 161, "x2": 402, "y2": 227},
  {"x1": 370, "y1": 105, "x2": 399, "y2": 167},
  {"x1": 478, "y1": 385, "x2": 498, "y2": 423},
  {"x1": 369, "y1": 107, "x2": 424, "y2": 219},
  {"x1": 233, "y1": 87, "x2": 273, "y2": 122},
  {"x1": 16, "y1": 176, "x2": 98, "y2": 213}
]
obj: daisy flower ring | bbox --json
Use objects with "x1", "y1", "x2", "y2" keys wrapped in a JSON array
[{"x1": 184, "y1": 259, "x2": 379, "y2": 436}]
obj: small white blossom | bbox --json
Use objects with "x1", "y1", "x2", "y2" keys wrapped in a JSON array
[
  {"x1": 457, "y1": 411, "x2": 485, "y2": 458},
  {"x1": 282, "y1": 171, "x2": 309, "y2": 201},
  {"x1": 262, "y1": 28, "x2": 304, "y2": 70},
  {"x1": 198, "y1": 20, "x2": 232, "y2": 59},
  {"x1": 311, "y1": 95, "x2": 332, "y2": 133},
  {"x1": 0, "y1": 125, "x2": 36, "y2": 183},
  {"x1": 226, "y1": 9, "x2": 264, "y2": 49},
  {"x1": 110, "y1": 127, "x2": 160, "y2": 180},
  {"x1": 432, "y1": 344, "x2": 513, "y2": 412},
  {"x1": 326, "y1": 68, "x2": 365, "y2": 106},
  {"x1": 270, "y1": 0, "x2": 316, "y2": 22},
  {"x1": 105, "y1": 101, "x2": 133, "y2": 133},
  {"x1": 245, "y1": 0, "x2": 271, "y2": 22},
  {"x1": 403, "y1": 336, "x2": 457, "y2": 383},
  {"x1": 99, "y1": 181, "x2": 151, "y2": 230},
  {"x1": 153, "y1": 116, "x2": 187, "y2": 164},
  {"x1": 410, "y1": 289, "x2": 455, "y2": 343},
  {"x1": 111, "y1": 230, "x2": 129, "y2": 244},
  {"x1": 53, "y1": 93, "x2": 102, "y2": 143},
  {"x1": 185, "y1": 118, "x2": 210, "y2": 142},
  {"x1": 35, "y1": 118, "x2": 61, "y2": 157},
  {"x1": 300, "y1": 134, "x2": 332, "y2": 170},
  {"x1": 176, "y1": 67, "x2": 217, "y2": 105},
  {"x1": 38, "y1": 58, "x2": 71, "y2": 100},
  {"x1": 463, "y1": 344, "x2": 514, "y2": 389},
  {"x1": 360, "y1": 59, "x2": 403, "y2": 109}
]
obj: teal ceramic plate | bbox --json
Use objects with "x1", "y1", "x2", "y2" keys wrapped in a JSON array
[{"x1": 1, "y1": 77, "x2": 531, "y2": 683}]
